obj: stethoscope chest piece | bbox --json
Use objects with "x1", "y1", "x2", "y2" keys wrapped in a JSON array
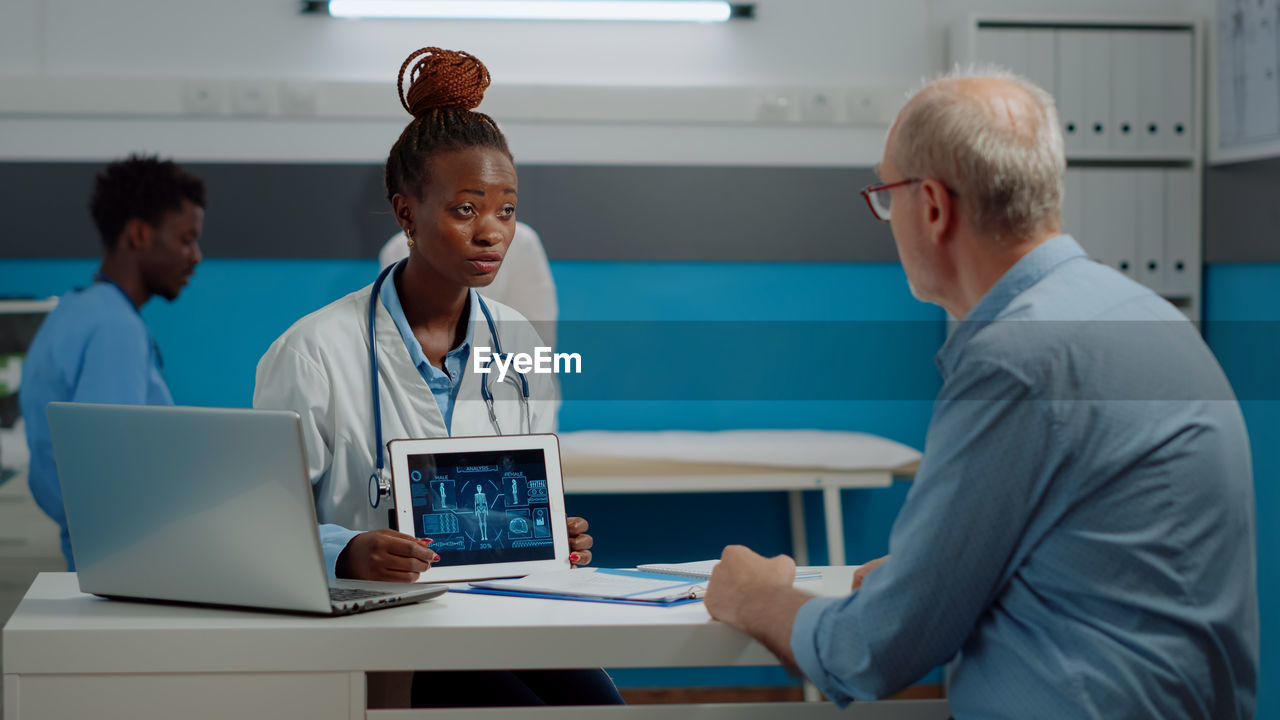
[{"x1": 368, "y1": 470, "x2": 391, "y2": 509}]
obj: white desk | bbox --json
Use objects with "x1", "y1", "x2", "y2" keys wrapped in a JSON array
[
  {"x1": 562, "y1": 455, "x2": 917, "y2": 567},
  {"x1": 3, "y1": 569, "x2": 948, "y2": 720}
]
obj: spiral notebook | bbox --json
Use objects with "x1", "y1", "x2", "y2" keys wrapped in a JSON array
[{"x1": 636, "y1": 560, "x2": 823, "y2": 580}]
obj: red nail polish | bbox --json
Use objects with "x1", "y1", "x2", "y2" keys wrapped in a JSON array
[{"x1": 569, "y1": 553, "x2": 581, "y2": 563}]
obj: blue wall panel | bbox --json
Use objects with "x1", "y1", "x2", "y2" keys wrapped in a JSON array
[
  {"x1": 0, "y1": 258, "x2": 377, "y2": 408},
  {"x1": 1205, "y1": 264, "x2": 1280, "y2": 720},
  {"x1": 1, "y1": 257, "x2": 942, "y2": 689}
]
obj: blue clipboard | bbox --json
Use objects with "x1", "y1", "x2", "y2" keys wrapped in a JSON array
[
  {"x1": 450, "y1": 568, "x2": 705, "y2": 606},
  {"x1": 448, "y1": 586, "x2": 703, "y2": 607}
]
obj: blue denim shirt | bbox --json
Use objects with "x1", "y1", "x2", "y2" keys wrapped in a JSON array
[{"x1": 791, "y1": 236, "x2": 1259, "y2": 718}]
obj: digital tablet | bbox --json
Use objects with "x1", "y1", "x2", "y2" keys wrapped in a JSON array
[{"x1": 388, "y1": 434, "x2": 570, "y2": 583}]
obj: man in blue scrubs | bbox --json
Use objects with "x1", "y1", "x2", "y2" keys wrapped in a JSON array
[
  {"x1": 19, "y1": 155, "x2": 205, "y2": 570},
  {"x1": 704, "y1": 72, "x2": 1259, "y2": 718}
]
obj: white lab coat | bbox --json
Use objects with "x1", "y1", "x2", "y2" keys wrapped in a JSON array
[{"x1": 253, "y1": 283, "x2": 559, "y2": 538}]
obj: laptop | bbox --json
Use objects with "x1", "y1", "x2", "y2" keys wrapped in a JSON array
[{"x1": 46, "y1": 402, "x2": 447, "y2": 615}]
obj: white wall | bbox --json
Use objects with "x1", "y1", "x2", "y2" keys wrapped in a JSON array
[{"x1": 0, "y1": 0, "x2": 1212, "y2": 165}]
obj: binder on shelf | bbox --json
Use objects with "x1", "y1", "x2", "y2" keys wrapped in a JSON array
[
  {"x1": 1135, "y1": 30, "x2": 1168, "y2": 153},
  {"x1": 1080, "y1": 169, "x2": 1131, "y2": 275},
  {"x1": 1159, "y1": 31, "x2": 1195, "y2": 156},
  {"x1": 1110, "y1": 31, "x2": 1143, "y2": 154},
  {"x1": 1134, "y1": 169, "x2": 1167, "y2": 292},
  {"x1": 1055, "y1": 30, "x2": 1088, "y2": 155},
  {"x1": 1105, "y1": 171, "x2": 1140, "y2": 280},
  {"x1": 1164, "y1": 169, "x2": 1199, "y2": 297},
  {"x1": 1078, "y1": 30, "x2": 1114, "y2": 153},
  {"x1": 1073, "y1": 168, "x2": 1103, "y2": 264}
]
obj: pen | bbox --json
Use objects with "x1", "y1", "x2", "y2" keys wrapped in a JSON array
[{"x1": 665, "y1": 585, "x2": 706, "y2": 602}]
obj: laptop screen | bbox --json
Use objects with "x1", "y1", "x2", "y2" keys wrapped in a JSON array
[{"x1": 405, "y1": 448, "x2": 556, "y2": 567}]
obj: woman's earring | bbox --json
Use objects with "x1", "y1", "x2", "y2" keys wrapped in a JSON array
[{"x1": 406, "y1": 232, "x2": 415, "y2": 248}]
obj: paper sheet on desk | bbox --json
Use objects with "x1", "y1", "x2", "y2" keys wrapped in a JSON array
[
  {"x1": 637, "y1": 559, "x2": 822, "y2": 580},
  {"x1": 468, "y1": 568, "x2": 704, "y2": 604},
  {"x1": 558, "y1": 430, "x2": 921, "y2": 471}
]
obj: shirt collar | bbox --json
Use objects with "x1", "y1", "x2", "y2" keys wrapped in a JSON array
[
  {"x1": 90, "y1": 273, "x2": 163, "y2": 375},
  {"x1": 378, "y1": 261, "x2": 478, "y2": 369},
  {"x1": 936, "y1": 234, "x2": 1086, "y2": 375},
  {"x1": 92, "y1": 273, "x2": 142, "y2": 315}
]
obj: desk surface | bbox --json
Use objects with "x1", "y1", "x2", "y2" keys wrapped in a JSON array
[{"x1": 3, "y1": 569, "x2": 856, "y2": 676}]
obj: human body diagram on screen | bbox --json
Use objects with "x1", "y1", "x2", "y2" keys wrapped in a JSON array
[{"x1": 406, "y1": 449, "x2": 554, "y2": 565}]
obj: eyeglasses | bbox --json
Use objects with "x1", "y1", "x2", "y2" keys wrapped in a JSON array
[{"x1": 860, "y1": 178, "x2": 922, "y2": 222}]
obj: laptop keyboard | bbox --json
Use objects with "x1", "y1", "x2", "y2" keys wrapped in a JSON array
[{"x1": 329, "y1": 587, "x2": 392, "y2": 603}]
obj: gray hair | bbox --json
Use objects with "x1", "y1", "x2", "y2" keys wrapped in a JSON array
[{"x1": 891, "y1": 64, "x2": 1065, "y2": 243}]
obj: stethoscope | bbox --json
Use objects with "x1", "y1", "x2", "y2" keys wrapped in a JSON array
[{"x1": 368, "y1": 261, "x2": 532, "y2": 509}]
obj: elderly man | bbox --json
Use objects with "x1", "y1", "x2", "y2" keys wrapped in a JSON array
[{"x1": 704, "y1": 70, "x2": 1259, "y2": 718}]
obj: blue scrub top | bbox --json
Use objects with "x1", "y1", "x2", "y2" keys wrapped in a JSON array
[{"x1": 18, "y1": 279, "x2": 172, "y2": 570}]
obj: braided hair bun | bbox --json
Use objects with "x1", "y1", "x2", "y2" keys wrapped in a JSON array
[
  {"x1": 398, "y1": 47, "x2": 491, "y2": 117},
  {"x1": 384, "y1": 47, "x2": 511, "y2": 203}
]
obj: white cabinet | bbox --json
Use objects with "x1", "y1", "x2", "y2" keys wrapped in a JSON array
[
  {"x1": 954, "y1": 18, "x2": 1204, "y2": 319},
  {"x1": 974, "y1": 28, "x2": 1057, "y2": 98},
  {"x1": 0, "y1": 470, "x2": 65, "y2": 711}
]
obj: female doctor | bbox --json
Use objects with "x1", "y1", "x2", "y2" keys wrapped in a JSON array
[
  {"x1": 252, "y1": 48, "x2": 594, "y2": 583},
  {"x1": 253, "y1": 48, "x2": 620, "y2": 707}
]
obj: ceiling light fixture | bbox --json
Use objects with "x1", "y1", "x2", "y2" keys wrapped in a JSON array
[{"x1": 304, "y1": 1, "x2": 755, "y2": 22}]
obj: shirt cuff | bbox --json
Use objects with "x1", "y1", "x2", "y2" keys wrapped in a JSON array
[
  {"x1": 318, "y1": 523, "x2": 362, "y2": 579},
  {"x1": 791, "y1": 594, "x2": 854, "y2": 708}
]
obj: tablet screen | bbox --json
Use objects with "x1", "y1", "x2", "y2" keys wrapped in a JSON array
[{"x1": 405, "y1": 448, "x2": 557, "y2": 567}]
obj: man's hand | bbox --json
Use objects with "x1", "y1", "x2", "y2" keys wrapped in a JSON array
[
  {"x1": 704, "y1": 545, "x2": 814, "y2": 671},
  {"x1": 567, "y1": 516, "x2": 594, "y2": 567},
  {"x1": 705, "y1": 545, "x2": 796, "y2": 626},
  {"x1": 852, "y1": 554, "x2": 889, "y2": 590},
  {"x1": 336, "y1": 529, "x2": 438, "y2": 582}
]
